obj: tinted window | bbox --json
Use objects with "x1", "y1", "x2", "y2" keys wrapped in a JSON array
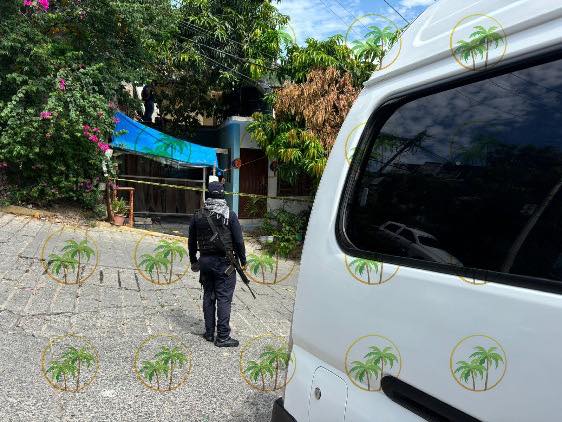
[
  {"x1": 401, "y1": 230, "x2": 416, "y2": 243},
  {"x1": 346, "y1": 57, "x2": 562, "y2": 282},
  {"x1": 385, "y1": 223, "x2": 401, "y2": 233}
]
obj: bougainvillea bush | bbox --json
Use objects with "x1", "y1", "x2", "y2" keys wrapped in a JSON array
[{"x1": 0, "y1": 0, "x2": 176, "y2": 206}]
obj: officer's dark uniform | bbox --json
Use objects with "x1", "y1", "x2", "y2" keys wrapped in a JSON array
[{"x1": 188, "y1": 182, "x2": 246, "y2": 347}]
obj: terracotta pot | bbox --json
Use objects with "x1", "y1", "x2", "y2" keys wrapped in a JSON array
[{"x1": 113, "y1": 215, "x2": 126, "y2": 226}]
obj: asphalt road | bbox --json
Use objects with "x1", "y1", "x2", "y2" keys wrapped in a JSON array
[{"x1": 0, "y1": 212, "x2": 297, "y2": 421}]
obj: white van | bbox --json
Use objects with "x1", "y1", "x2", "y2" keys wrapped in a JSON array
[{"x1": 271, "y1": 1, "x2": 562, "y2": 421}]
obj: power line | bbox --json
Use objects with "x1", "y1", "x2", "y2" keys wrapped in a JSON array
[
  {"x1": 382, "y1": 0, "x2": 410, "y2": 25},
  {"x1": 179, "y1": 20, "x2": 279, "y2": 63},
  {"x1": 177, "y1": 33, "x2": 279, "y2": 72},
  {"x1": 317, "y1": 0, "x2": 364, "y2": 39},
  {"x1": 330, "y1": 0, "x2": 371, "y2": 32}
]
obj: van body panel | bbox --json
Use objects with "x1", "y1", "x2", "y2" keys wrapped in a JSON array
[{"x1": 281, "y1": 1, "x2": 562, "y2": 421}]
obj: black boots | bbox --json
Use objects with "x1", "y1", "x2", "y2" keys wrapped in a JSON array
[
  {"x1": 203, "y1": 333, "x2": 214, "y2": 342},
  {"x1": 214, "y1": 337, "x2": 239, "y2": 347}
]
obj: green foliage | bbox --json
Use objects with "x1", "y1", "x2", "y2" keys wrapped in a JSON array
[
  {"x1": 248, "y1": 113, "x2": 326, "y2": 185},
  {"x1": 0, "y1": 0, "x2": 177, "y2": 206},
  {"x1": 278, "y1": 35, "x2": 376, "y2": 86},
  {"x1": 154, "y1": 0, "x2": 289, "y2": 136},
  {"x1": 261, "y1": 209, "x2": 307, "y2": 258},
  {"x1": 111, "y1": 198, "x2": 128, "y2": 216}
]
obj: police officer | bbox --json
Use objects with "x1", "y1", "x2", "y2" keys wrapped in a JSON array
[{"x1": 188, "y1": 181, "x2": 246, "y2": 347}]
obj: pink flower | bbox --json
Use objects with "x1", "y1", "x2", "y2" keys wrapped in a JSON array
[
  {"x1": 98, "y1": 143, "x2": 111, "y2": 153},
  {"x1": 39, "y1": 111, "x2": 52, "y2": 120},
  {"x1": 88, "y1": 135, "x2": 99, "y2": 143},
  {"x1": 93, "y1": 127, "x2": 100, "y2": 133},
  {"x1": 37, "y1": 0, "x2": 49, "y2": 10},
  {"x1": 113, "y1": 117, "x2": 120, "y2": 124},
  {"x1": 59, "y1": 79, "x2": 66, "y2": 91},
  {"x1": 83, "y1": 124, "x2": 90, "y2": 131},
  {"x1": 23, "y1": 0, "x2": 33, "y2": 6}
]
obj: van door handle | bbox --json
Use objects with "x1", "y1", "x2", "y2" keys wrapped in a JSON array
[{"x1": 381, "y1": 376, "x2": 481, "y2": 422}]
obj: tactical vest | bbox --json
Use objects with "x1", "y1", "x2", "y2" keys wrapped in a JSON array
[{"x1": 194, "y1": 209, "x2": 233, "y2": 254}]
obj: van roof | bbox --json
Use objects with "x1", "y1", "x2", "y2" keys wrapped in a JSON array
[{"x1": 365, "y1": 0, "x2": 562, "y2": 87}]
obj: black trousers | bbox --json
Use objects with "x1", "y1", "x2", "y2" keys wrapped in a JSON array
[{"x1": 199, "y1": 255, "x2": 236, "y2": 340}]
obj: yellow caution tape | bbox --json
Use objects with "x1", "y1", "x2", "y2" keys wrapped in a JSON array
[{"x1": 116, "y1": 178, "x2": 314, "y2": 203}]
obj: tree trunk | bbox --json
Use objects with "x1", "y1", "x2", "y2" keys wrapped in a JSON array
[
  {"x1": 274, "y1": 252, "x2": 279, "y2": 284},
  {"x1": 366, "y1": 372, "x2": 371, "y2": 391},
  {"x1": 105, "y1": 182, "x2": 114, "y2": 223},
  {"x1": 63, "y1": 373, "x2": 67, "y2": 391},
  {"x1": 260, "y1": 372, "x2": 266, "y2": 391},
  {"x1": 156, "y1": 266, "x2": 160, "y2": 285},
  {"x1": 261, "y1": 266, "x2": 265, "y2": 284},
  {"x1": 168, "y1": 254, "x2": 174, "y2": 284},
  {"x1": 168, "y1": 361, "x2": 174, "y2": 391},
  {"x1": 155, "y1": 372, "x2": 160, "y2": 391},
  {"x1": 485, "y1": 40, "x2": 490, "y2": 68},
  {"x1": 76, "y1": 255, "x2": 81, "y2": 284},
  {"x1": 274, "y1": 361, "x2": 279, "y2": 390},
  {"x1": 485, "y1": 360, "x2": 489, "y2": 391},
  {"x1": 501, "y1": 177, "x2": 562, "y2": 272},
  {"x1": 471, "y1": 51, "x2": 476, "y2": 71},
  {"x1": 379, "y1": 262, "x2": 384, "y2": 284},
  {"x1": 76, "y1": 359, "x2": 81, "y2": 392},
  {"x1": 471, "y1": 373, "x2": 476, "y2": 391},
  {"x1": 366, "y1": 267, "x2": 371, "y2": 284}
]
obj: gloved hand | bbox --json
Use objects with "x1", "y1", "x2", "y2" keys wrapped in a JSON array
[{"x1": 191, "y1": 261, "x2": 200, "y2": 272}]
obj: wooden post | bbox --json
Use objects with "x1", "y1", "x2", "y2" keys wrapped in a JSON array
[
  {"x1": 201, "y1": 167, "x2": 207, "y2": 207},
  {"x1": 106, "y1": 182, "x2": 114, "y2": 223},
  {"x1": 129, "y1": 188, "x2": 134, "y2": 227}
]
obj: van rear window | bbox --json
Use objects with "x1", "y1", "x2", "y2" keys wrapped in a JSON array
[{"x1": 345, "y1": 56, "x2": 562, "y2": 283}]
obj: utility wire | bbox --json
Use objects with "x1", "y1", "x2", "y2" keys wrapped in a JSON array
[
  {"x1": 317, "y1": 0, "x2": 364, "y2": 39},
  {"x1": 330, "y1": 0, "x2": 371, "y2": 32},
  {"x1": 382, "y1": 0, "x2": 410, "y2": 25},
  {"x1": 180, "y1": 20, "x2": 279, "y2": 62}
]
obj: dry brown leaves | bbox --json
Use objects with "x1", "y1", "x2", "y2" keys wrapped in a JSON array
[{"x1": 274, "y1": 67, "x2": 360, "y2": 150}]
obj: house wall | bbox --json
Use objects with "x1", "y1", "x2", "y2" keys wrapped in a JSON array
[{"x1": 195, "y1": 116, "x2": 312, "y2": 217}]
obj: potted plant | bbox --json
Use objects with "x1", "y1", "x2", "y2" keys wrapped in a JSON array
[{"x1": 111, "y1": 197, "x2": 129, "y2": 226}]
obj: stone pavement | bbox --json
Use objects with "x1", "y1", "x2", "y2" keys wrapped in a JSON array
[{"x1": 0, "y1": 212, "x2": 298, "y2": 422}]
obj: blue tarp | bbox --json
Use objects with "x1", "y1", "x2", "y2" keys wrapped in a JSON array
[{"x1": 111, "y1": 112, "x2": 218, "y2": 168}]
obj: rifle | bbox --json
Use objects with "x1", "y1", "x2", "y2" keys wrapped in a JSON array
[{"x1": 204, "y1": 212, "x2": 257, "y2": 299}]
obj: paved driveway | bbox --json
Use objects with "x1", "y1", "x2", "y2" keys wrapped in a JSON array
[{"x1": 0, "y1": 212, "x2": 297, "y2": 421}]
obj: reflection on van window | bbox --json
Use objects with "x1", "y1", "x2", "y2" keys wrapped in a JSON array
[{"x1": 347, "y1": 57, "x2": 562, "y2": 282}]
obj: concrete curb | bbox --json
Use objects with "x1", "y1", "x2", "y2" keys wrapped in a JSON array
[
  {"x1": 0, "y1": 206, "x2": 186, "y2": 240},
  {"x1": 0, "y1": 205, "x2": 55, "y2": 219}
]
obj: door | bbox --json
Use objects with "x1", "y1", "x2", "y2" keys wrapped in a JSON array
[
  {"x1": 290, "y1": 51, "x2": 562, "y2": 422},
  {"x1": 239, "y1": 148, "x2": 268, "y2": 218},
  {"x1": 308, "y1": 367, "x2": 348, "y2": 422}
]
